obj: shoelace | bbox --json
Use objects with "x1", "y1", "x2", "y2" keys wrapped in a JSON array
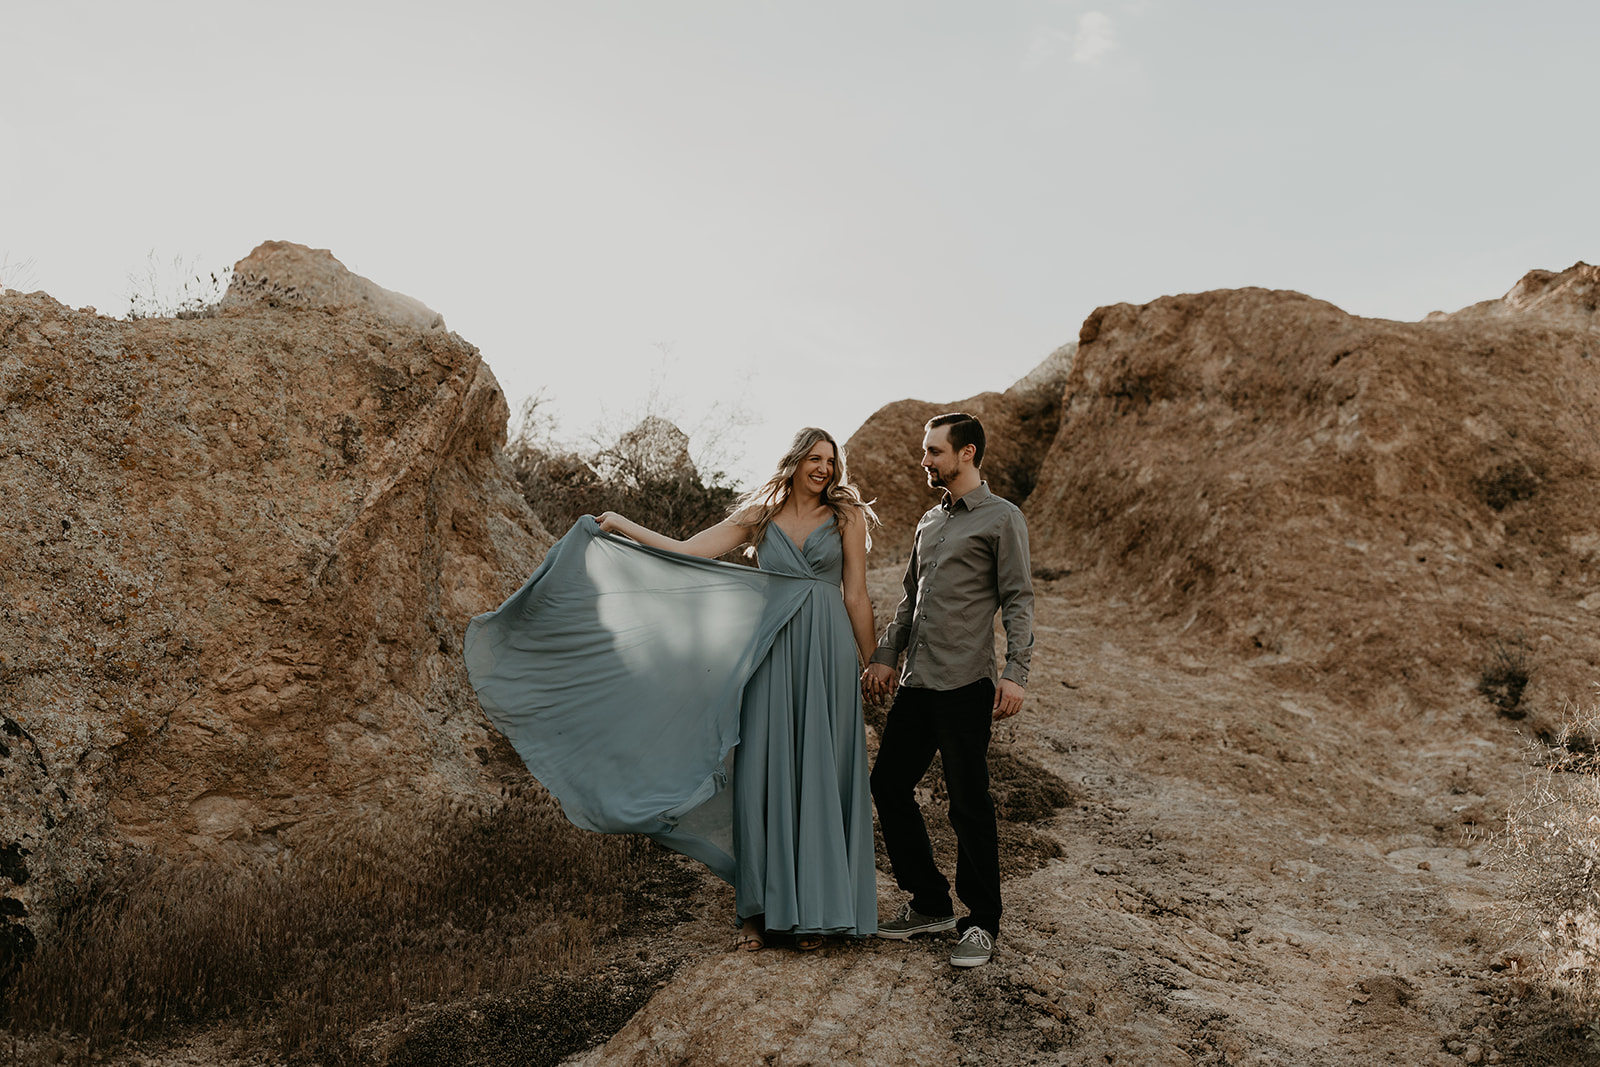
[{"x1": 958, "y1": 927, "x2": 992, "y2": 950}]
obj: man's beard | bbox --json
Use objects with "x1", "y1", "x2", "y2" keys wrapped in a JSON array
[{"x1": 924, "y1": 466, "x2": 948, "y2": 488}]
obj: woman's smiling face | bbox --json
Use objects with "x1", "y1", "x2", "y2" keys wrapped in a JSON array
[{"x1": 795, "y1": 440, "x2": 836, "y2": 496}]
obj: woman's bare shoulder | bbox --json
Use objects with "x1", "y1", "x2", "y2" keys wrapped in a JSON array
[{"x1": 836, "y1": 504, "x2": 869, "y2": 538}]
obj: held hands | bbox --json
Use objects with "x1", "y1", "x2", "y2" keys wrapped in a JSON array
[
  {"x1": 993, "y1": 678, "x2": 1025, "y2": 721},
  {"x1": 861, "y1": 662, "x2": 898, "y2": 706}
]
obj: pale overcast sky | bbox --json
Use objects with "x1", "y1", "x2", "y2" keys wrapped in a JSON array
[{"x1": 7, "y1": 1, "x2": 1597, "y2": 485}]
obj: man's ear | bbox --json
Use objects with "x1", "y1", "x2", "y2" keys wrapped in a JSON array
[{"x1": 960, "y1": 443, "x2": 977, "y2": 465}]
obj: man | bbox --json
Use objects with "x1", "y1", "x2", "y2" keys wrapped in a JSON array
[{"x1": 863, "y1": 411, "x2": 1034, "y2": 968}]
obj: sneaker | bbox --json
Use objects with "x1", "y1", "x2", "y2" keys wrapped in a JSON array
[
  {"x1": 949, "y1": 926, "x2": 994, "y2": 968},
  {"x1": 876, "y1": 901, "x2": 958, "y2": 940}
]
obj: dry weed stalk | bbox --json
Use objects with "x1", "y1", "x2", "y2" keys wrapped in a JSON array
[
  {"x1": 124, "y1": 252, "x2": 232, "y2": 320},
  {"x1": 1491, "y1": 701, "x2": 1600, "y2": 1010},
  {"x1": 3, "y1": 785, "x2": 659, "y2": 1061}
]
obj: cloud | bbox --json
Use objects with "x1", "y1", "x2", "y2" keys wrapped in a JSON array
[
  {"x1": 1024, "y1": 12, "x2": 1116, "y2": 72},
  {"x1": 1071, "y1": 12, "x2": 1116, "y2": 65}
]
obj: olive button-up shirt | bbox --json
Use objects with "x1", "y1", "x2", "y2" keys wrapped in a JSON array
[{"x1": 870, "y1": 482, "x2": 1034, "y2": 691}]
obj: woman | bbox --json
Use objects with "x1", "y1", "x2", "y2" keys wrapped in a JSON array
[{"x1": 465, "y1": 428, "x2": 880, "y2": 951}]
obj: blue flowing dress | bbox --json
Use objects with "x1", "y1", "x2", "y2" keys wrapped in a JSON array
[{"x1": 464, "y1": 515, "x2": 878, "y2": 937}]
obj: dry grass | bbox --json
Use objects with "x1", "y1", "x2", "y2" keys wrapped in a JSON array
[
  {"x1": 3, "y1": 784, "x2": 663, "y2": 1063},
  {"x1": 1491, "y1": 702, "x2": 1600, "y2": 1015}
]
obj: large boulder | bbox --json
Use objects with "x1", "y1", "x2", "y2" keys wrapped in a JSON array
[
  {"x1": 220, "y1": 240, "x2": 446, "y2": 331},
  {"x1": 1025, "y1": 267, "x2": 1600, "y2": 713},
  {"x1": 606, "y1": 415, "x2": 698, "y2": 485},
  {"x1": 0, "y1": 256, "x2": 548, "y2": 951},
  {"x1": 845, "y1": 344, "x2": 1074, "y2": 560}
]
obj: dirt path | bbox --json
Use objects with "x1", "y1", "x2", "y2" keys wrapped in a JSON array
[{"x1": 572, "y1": 568, "x2": 1573, "y2": 1066}]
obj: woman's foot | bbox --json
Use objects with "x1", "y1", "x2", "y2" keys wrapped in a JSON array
[
  {"x1": 796, "y1": 934, "x2": 824, "y2": 951},
  {"x1": 736, "y1": 918, "x2": 766, "y2": 952}
]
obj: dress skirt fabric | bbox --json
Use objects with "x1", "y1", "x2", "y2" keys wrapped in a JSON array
[{"x1": 464, "y1": 515, "x2": 877, "y2": 936}]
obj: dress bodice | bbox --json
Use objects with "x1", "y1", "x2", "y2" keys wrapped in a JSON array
[{"x1": 757, "y1": 517, "x2": 842, "y2": 584}]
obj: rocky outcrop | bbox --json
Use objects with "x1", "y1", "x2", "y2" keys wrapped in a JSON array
[
  {"x1": 845, "y1": 343, "x2": 1075, "y2": 559},
  {"x1": 606, "y1": 415, "x2": 698, "y2": 485},
  {"x1": 0, "y1": 258, "x2": 547, "y2": 948},
  {"x1": 1435, "y1": 260, "x2": 1600, "y2": 329},
  {"x1": 220, "y1": 240, "x2": 446, "y2": 331},
  {"x1": 1026, "y1": 269, "x2": 1600, "y2": 713}
]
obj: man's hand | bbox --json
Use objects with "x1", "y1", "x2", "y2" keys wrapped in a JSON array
[
  {"x1": 992, "y1": 678, "x2": 1025, "y2": 720},
  {"x1": 862, "y1": 662, "x2": 898, "y2": 706}
]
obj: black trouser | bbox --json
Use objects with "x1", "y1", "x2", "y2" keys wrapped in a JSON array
[{"x1": 870, "y1": 678, "x2": 1000, "y2": 937}]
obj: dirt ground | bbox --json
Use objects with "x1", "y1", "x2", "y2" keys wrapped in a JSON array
[
  {"x1": 547, "y1": 565, "x2": 1596, "y2": 1066},
  {"x1": 70, "y1": 564, "x2": 1596, "y2": 1066}
]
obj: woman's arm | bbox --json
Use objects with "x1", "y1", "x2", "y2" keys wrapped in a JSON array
[
  {"x1": 839, "y1": 508, "x2": 877, "y2": 667},
  {"x1": 596, "y1": 512, "x2": 751, "y2": 559}
]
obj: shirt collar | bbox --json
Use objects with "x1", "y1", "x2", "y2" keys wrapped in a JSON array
[{"x1": 941, "y1": 480, "x2": 993, "y2": 513}]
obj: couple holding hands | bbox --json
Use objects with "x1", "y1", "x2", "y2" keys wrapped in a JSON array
[{"x1": 465, "y1": 412, "x2": 1033, "y2": 968}]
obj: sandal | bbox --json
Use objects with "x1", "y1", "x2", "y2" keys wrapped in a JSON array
[
  {"x1": 736, "y1": 920, "x2": 766, "y2": 952},
  {"x1": 796, "y1": 935, "x2": 824, "y2": 951}
]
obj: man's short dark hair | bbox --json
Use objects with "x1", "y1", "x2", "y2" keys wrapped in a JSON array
[{"x1": 926, "y1": 412, "x2": 985, "y2": 466}]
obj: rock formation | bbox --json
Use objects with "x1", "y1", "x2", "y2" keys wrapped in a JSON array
[
  {"x1": 0, "y1": 247, "x2": 547, "y2": 958},
  {"x1": 1026, "y1": 263, "x2": 1600, "y2": 715},
  {"x1": 606, "y1": 415, "x2": 699, "y2": 485},
  {"x1": 1442, "y1": 259, "x2": 1600, "y2": 328},
  {"x1": 845, "y1": 343, "x2": 1075, "y2": 559},
  {"x1": 219, "y1": 240, "x2": 447, "y2": 331}
]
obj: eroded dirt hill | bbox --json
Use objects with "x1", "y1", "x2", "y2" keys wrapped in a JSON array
[{"x1": 1026, "y1": 264, "x2": 1600, "y2": 726}]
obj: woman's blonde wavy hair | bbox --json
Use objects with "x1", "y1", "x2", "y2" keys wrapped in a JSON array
[{"x1": 731, "y1": 427, "x2": 880, "y2": 557}]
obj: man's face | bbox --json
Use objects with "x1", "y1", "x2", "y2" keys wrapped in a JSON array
[{"x1": 921, "y1": 426, "x2": 963, "y2": 489}]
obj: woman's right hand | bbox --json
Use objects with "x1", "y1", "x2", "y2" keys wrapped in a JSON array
[{"x1": 596, "y1": 511, "x2": 628, "y2": 535}]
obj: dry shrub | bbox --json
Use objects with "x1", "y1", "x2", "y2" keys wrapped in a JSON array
[
  {"x1": 4, "y1": 785, "x2": 663, "y2": 1061},
  {"x1": 1490, "y1": 702, "x2": 1600, "y2": 1010},
  {"x1": 506, "y1": 397, "x2": 741, "y2": 546},
  {"x1": 516, "y1": 452, "x2": 738, "y2": 547},
  {"x1": 1474, "y1": 459, "x2": 1543, "y2": 511},
  {"x1": 1479, "y1": 634, "x2": 1536, "y2": 719}
]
